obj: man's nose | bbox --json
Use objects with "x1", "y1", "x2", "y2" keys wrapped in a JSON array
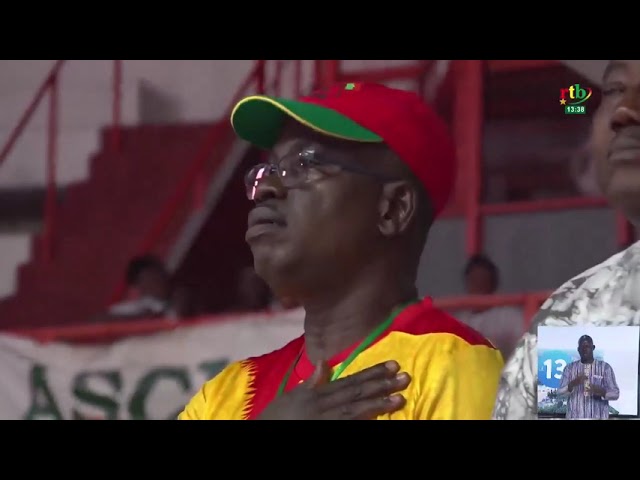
[
  {"x1": 611, "y1": 91, "x2": 640, "y2": 131},
  {"x1": 253, "y1": 174, "x2": 286, "y2": 203}
]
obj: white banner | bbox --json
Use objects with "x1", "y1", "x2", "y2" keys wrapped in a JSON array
[{"x1": 0, "y1": 309, "x2": 304, "y2": 420}]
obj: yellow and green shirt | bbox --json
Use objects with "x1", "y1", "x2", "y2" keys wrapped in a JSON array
[{"x1": 180, "y1": 297, "x2": 504, "y2": 420}]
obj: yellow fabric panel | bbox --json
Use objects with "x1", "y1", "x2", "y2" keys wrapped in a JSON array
[
  {"x1": 331, "y1": 331, "x2": 504, "y2": 420},
  {"x1": 412, "y1": 334, "x2": 504, "y2": 419},
  {"x1": 178, "y1": 360, "x2": 254, "y2": 420}
]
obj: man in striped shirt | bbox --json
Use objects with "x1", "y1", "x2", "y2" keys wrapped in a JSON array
[{"x1": 557, "y1": 335, "x2": 620, "y2": 419}]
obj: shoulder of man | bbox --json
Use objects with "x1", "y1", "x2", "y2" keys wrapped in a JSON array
[
  {"x1": 394, "y1": 298, "x2": 493, "y2": 347},
  {"x1": 396, "y1": 305, "x2": 503, "y2": 419},
  {"x1": 398, "y1": 300, "x2": 498, "y2": 351},
  {"x1": 178, "y1": 336, "x2": 303, "y2": 420},
  {"x1": 403, "y1": 304, "x2": 504, "y2": 375},
  {"x1": 600, "y1": 360, "x2": 615, "y2": 370},
  {"x1": 492, "y1": 248, "x2": 630, "y2": 420},
  {"x1": 177, "y1": 360, "x2": 249, "y2": 420}
]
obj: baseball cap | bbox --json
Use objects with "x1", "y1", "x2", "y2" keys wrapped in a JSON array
[{"x1": 230, "y1": 82, "x2": 456, "y2": 215}]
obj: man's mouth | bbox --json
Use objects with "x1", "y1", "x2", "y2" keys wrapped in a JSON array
[
  {"x1": 609, "y1": 148, "x2": 640, "y2": 164},
  {"x1": 246, "y1": 206, "x2": 287, "y2": 242},
  {"x1": 609, "y1": 134, "x2": 640, "y2": 164}
]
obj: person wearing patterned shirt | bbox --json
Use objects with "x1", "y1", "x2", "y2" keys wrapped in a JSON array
[
  {"x1": 493, "y1": 60, "x2": 640, "y2": 420},
  {"x1": 179, "y1": 82, "x2": 504, "y2": 420},
  {"x1": 557, "y1": 335, "x2": 620, "y2": 419}
]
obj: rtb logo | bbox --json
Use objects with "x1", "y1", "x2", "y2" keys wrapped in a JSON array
[
  {"x1": 560, "y1": 83, "x2": 592, "y2": 115},
  {"x1": 559, "y1": 84, "x2": 592, "y2": 106}
]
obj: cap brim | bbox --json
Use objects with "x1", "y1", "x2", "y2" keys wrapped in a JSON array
[{"x1": 230, "y1": 95, "x2": 383, "y2": 149}]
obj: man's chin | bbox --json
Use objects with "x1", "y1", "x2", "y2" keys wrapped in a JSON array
[
  {"x1": 251, "y1": 241, "x2": 286, "y2": 262},
  {"x1": 252, "y1": 250, "x2": 295, "y2": 293}
]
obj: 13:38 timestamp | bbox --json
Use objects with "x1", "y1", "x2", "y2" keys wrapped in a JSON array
[{"x1": 565, "y1": 105, "x2": 586, "y2": 115}]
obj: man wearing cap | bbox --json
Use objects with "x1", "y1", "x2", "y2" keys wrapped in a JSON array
[
  {"x1": 179, "y1": 82, "x2": 504, "y2": 420},
  {"x1": 556, "y1": 335, "x2": 619, "y2": 419}
]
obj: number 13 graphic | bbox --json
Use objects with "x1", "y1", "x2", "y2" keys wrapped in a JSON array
[
  {"x1": 543, "y1": 358, "x2": 567, "y2": 380},
  {"x1": 538, "y1": 350, "x2": 573, "y2": 389}
]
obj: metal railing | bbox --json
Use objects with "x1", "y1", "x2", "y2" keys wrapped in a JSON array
[{"x1": 0, "y1": 60, "x2": 123, "y2": 261}]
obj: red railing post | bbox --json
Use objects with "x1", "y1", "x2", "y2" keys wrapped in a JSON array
[
  {"x1": 523, "y1": 295, "x2": 539, "y2": 331},
  {"x1": 256, "y1": 60, "x2": 266, "y2": 95},
  {"x1": 111, "y1": 60, "x2": 122, "y2": 153},
  {"x1": 273, "y1": 60, "x2": 284, "y2": 97},
  {"x1": 42, "y1": 76, "x2": 59, "y2": 262},
  {"x1": 294, "y1": 60, "x2": 302, "y2": 98},
  {"x1": 315, "y1": 60, "x2": 339, "y2": 89},
  {"x1": 452, "y1": 60, "x2": 485, "y2": 256},
  {"x1": 616, "y1": 211, "x2": 634, "y2": 249}
]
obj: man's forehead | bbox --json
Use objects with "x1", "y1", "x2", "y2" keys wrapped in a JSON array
[
  {"x1": 273, "y1": 122, "x2": 321, "y2": 154},
  {"x1": 603, "y1": 60, "x2": 640, "y2": 80},
  {"x1": 273, "y1": 120, "x2": 369, "y2": 156}
]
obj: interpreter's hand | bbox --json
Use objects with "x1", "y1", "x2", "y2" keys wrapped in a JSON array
[
  {"x1": 569, "y1": 374, "x2": 588, "y2": 390},
  {"x1": 257, "y1": 360, "x2": 411, "y2": 420},
  {"x1": 589, "y1": 384, "x2": 606, "y2": 397}
]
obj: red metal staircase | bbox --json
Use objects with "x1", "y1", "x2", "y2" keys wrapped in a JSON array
[
  {"x1": 0, "y1": 60, "x2": 272, "y2": 329},
  {"x1": 0, "y1": 124, "x2": 228, "y2": 327}
]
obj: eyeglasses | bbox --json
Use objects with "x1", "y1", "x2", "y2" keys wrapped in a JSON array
[{"x1": 244, "y1": 147, "x2": 398, "y2": 200}]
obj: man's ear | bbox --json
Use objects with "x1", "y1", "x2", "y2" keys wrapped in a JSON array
[{"x1": 378, "y1": 180, "x2": 417, "y2": 237}]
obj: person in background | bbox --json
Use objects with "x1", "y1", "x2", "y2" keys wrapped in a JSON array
[
  {"x1": 456, "y1": 254, "x2": 524, "y2": 360},
  {"x1": 464, "y1": 253, "x2": 499, "y2": 295},
  {"x1": 557, "y1": 335, "x2": 619, "y2": 419},
  {"x1": 179, "y1": 82, "x2": 503, "y2": 420},
  {"x1": 493, "y1": 60, "x2": 640, "y2": 420},
  {"x1": 100, "y1": 254, "x2": 195, "y2": 321}
]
